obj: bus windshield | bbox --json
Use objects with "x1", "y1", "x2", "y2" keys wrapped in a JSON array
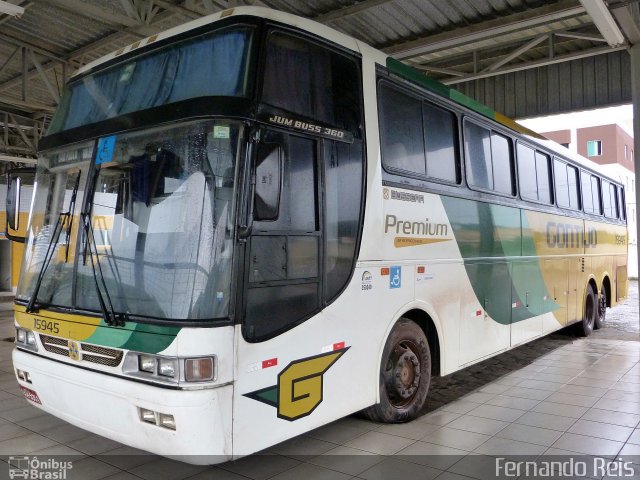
[
  {"x1": 48, "y1": 26, "x2": 253, "y2": 134},
  {"x1": 17, "y1": 119, "x2": 241, "y2": 321}
]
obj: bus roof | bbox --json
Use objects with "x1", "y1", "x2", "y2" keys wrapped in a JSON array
[{"x1": 72, "y1": 6, "x2": 620, "y2": 185}]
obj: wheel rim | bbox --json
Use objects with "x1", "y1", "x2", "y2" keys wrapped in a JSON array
[
  {"x1": 598, "y1": 289, "x2": 607, "y2": 320},
  {"x1": 384, "y1": 340, "x2": 421, "y2": 408}
]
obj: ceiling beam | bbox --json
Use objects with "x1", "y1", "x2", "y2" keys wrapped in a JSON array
[
  {"x1": 579, "y1": 0, "x2": 626, "y2": 46},
  {"x1": 441, "y1": 44, "x2": 628, "y2": 85},
  {"x1": 314, "y1": 0, "x2": 393, "y2": 23},
  {"x1": 611, "y1": 2, "x2": 640, "y2": 45},
  {"x1": 482, "y1": 34, "x2": 548, "y2": 73},
  {"x1": 384, "y1": 0, "x2": 587, "y2": 60},
  {"x1": 46, "y1": 0, "x2": 145, "y2": 29},
  {"x1": 0, "y1": 154, "x2": 37, "y2": 164}
]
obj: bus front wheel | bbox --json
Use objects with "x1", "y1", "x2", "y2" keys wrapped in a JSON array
[
  {"x1": 363, "y1": 319, "x2": 431, "y2": 423},
  {"x1": 577, "y1": 284, "x2": 597, "y2": 337}
]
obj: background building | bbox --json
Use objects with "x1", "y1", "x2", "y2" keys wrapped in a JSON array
[{"x1": 542, "y1": 123, "x2": 637, "y2": 278}]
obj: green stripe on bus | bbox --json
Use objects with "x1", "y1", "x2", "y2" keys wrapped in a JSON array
[
  {"x1": 386, "y1": 58, "x2": 496, "y2": 121},
  {"x1": 442, "y1": 197, "x2": 559, "y2": 325}
]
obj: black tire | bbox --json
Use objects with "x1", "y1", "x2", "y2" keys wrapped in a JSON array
[
  {"x1": 576, "y1": 283, "x2": 597, "y2": 337},
  {"x1": 594, "y1": 284, "x2": 607, "y2": 330},
  {"x1": 362, "y1": 319, "x2": 431, "y2": 423}
]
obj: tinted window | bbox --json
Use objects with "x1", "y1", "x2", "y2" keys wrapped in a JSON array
[
  {"x1": 535, "y1": 152, "x2": 552, "y2": 204},
  {"x1": 465, "y1": 122, "x2": 493, "y2": 190},
  {"x1": 263, "y1": 31, "x2": 361, "y2": 134},
  {"x1": 582, "y1": 172, "x2": 594, "y2": 213},
  {"x1": 517, "y1": 143, "x2": 537, "y2": 200},
  {"x1": 591, "y1": 176, "x2": 602, "y2": 214},
  {"x1": 620, "y1": 188, "x2": 626, "y2": 220},
  {"x1": 554, "y1": 159, "x2": 569, "y2": 208},
  {"x1": 612, "y1": 184, "x2": 620, "y2": 218},
  {"x1": 423, "y1": 102, "x2": 458, "y2": 182},
  {"x1": 567, "y1": 165, "x2": 580, "y2": 210},
  {"x1": 379, "y1": 85, "x2": 425, "y2": 175},
  {"x1": 491, "y1": 133, "x2": 514, "y2": 195},
  {"x1": 602, "y1": 180, "x2": 613, "y2": 217},
  {"x1": 324, "y1": 141, "x2": 363, "y2": 301}
]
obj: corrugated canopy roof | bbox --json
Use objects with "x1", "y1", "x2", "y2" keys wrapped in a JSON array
[{"x1": 0, "y1": 0, "x2": 638, "y2": 162}]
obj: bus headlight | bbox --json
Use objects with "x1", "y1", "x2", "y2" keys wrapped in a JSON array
[
  {"x1": 158, "y1": 358, "x2": 177, "y2": 378},
  {"x1": 138, "y1": 355, "x2": 156, "y2": 373},
  {"x1": 15, "y1": 327, "x2": 38, "y2": 351},
  {"x1": 124, "y1": 352, "x2": 215, "y2": 384}
]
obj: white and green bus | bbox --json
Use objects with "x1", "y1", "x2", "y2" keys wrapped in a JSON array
[{"x1": 4, "y1": 6, "x2": 628, "y2": 463}]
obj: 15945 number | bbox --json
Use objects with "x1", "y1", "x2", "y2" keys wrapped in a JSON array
[{"x1": 33, "y1": 318, "x2": 59, "y2": 334}]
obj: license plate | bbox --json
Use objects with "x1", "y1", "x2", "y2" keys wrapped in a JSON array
[{"x1": 19, "y1": 386, "x2": 42, "y2": 405}]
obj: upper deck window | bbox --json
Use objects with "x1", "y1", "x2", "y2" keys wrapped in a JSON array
[
  {"x1": 48, "y1": 27, "x2": 253, "y2": 134},
  {"x1": 262, "y1": 31, "x2": 361, "y2": 134}
]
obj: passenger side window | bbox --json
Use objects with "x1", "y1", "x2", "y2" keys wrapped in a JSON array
[
  {"x1": 553, "y1": 159, "x2": 579, "y2": 210},
  {"x1": 591, "y1": 176, "x2": 602, "y2": 215},
  {"x1": 516, "y1": 144, "x2": 552, "y2": 203},
  {"x1": 379, "y1": 84, "x2": 425, "y2": 175},
  {"x1": 567, "y1": 165, "x2": 580, "y2": 210},
  {"x1": 379, "y1": 83, "x2": 459, "y2": 183},
  {"x1": 536, "y1": 152, "x2": 552, "y2": 204},
  {"x1": 464, "y1": 121, "x2": 514, "y2": 195},
  {"x1": 517, "y1": 144, "x2": 537, "y2": 201},
  {"x1": 423, "y1": 103, "x2": 459, "y2": 183},
  {"x1": 602, "y1": 180, "x2": 613, "y2": 217},
  {"x1": 582, "y1": 172, "x2": 594, "y2": 214}
]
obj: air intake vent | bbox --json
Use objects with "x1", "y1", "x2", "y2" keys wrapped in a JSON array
[
  {"x1": 40, "y1": 334, "x2": 123, "y2": 367},
  {"x1": 581, "y1": 257, "x2": 585, "y2": 273}
]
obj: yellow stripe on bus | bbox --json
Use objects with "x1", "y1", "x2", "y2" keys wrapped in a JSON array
[{"x1": 15, "y1": 305, "x2": 101, "y2": 341}]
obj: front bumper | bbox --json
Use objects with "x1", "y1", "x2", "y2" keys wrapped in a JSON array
[{"x1": 13, "y1": 348, "x2": 233, "y2": 465}]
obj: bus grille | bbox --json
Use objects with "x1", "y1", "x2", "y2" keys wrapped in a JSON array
[{"x1": 39, "y1": 334, "x2": 124, "y2": 367}]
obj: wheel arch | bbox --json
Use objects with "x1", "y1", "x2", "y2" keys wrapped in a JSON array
[
  {"x1": 378, "y1": 302, "x2": 444, "y2": 380},
  {"x1": 601, "y1": 274, "x2": 612, "y2": 307}
]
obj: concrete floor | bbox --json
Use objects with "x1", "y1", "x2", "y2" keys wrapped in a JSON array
[{"x1": 0, "y1": 285, "x2": 638, "y2": 480}]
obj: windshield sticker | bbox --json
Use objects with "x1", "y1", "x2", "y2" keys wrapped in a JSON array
[
  {"x1": 96, "y1": 136, "x2": 116, "y2": 164},
  {"x1": 390, "y1": 266, "x2": 401, "y2": 289},
  {"x1": 213, "y1": 126, "x2": 230, "y2": 139}
]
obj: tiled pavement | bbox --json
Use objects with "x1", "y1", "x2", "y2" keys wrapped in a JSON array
[{"x1": 0, "y1": 285, "x2": 638, "y2": 480}]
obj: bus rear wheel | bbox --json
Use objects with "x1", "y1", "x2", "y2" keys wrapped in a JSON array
[
  {"x1": 363, "y1": 319, "x2": 431, "y2": 423},
  {"x1": 576, "y1": 284, "x2": 597, "y2": 337},
  {"x1": 594, "y1": 284, "x2": 607, "y2": 330}
]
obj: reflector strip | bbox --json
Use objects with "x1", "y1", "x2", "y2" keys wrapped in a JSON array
[
  {"x1": 322, "y1": 341, "x2": 346, "y2": 353},
  {"x1": 247, "y1": 358, "x2": 278, "y2": 372}
]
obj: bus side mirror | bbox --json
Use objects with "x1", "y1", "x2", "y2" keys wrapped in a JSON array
[
  {"x1": 5, "y1": 168, "x2": 35, "y2": 243},
  {"x1": 6, "y1": 175, "x2": 21, "y2": 232}
]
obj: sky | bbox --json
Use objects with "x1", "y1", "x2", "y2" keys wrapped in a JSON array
[{"x1": 517, "y1": 104, "x2": 634, "y2": 138}]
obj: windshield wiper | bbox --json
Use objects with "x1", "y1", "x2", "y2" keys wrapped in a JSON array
[
  {"x1": 26, "y1": 172, "x2": 81, "y2": 313},
  {"x1": 80, "y1": 210, "x2": 127, "y2": 327}
]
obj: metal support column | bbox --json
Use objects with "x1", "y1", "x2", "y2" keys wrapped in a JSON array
[{"x1": 631, "y1": 43, "x2": 640, "y2": 322}]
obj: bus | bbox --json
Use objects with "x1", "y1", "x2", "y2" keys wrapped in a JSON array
[{"x1": 4, "y1": 6, "x2": 628, "y2": 464}]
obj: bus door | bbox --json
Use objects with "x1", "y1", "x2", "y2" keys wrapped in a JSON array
[{"x1": 233, "y1": 127, "x2": 325, "y2": 454}]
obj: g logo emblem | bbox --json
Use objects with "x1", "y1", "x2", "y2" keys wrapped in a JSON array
[{"x1": 245, "y1": 348, "x2": 349, "y2": 421}]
